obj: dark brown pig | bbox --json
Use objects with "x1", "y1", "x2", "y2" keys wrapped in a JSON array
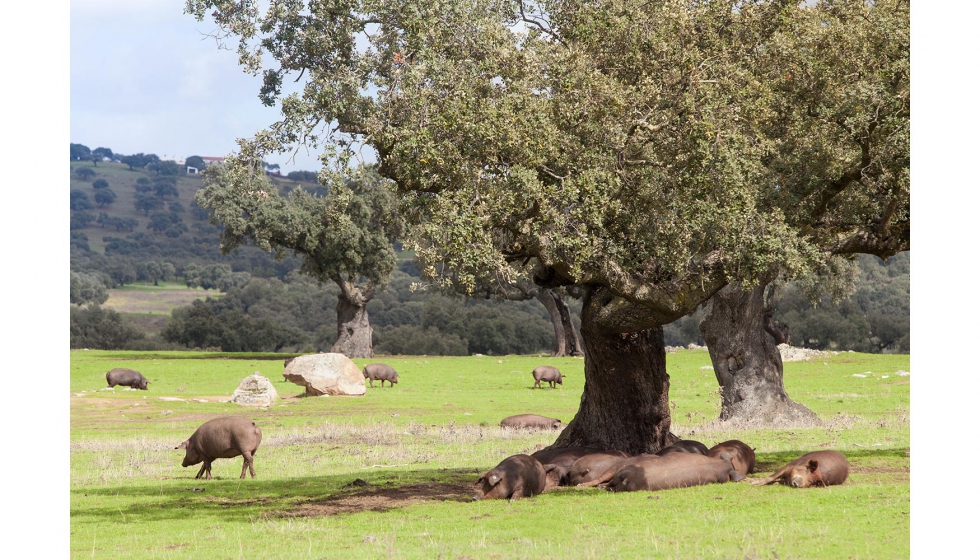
[
  {"x1": 105, "y1": 368, "x2": 149, "y2": 390},
  {"x1": 500, "y1": 414, "x2": 562, "y2": 430},
  {"x1": 531, "y1": 446, "x2": 604, "y2": 465},
  {"x1": 532, "y1": 446, "x2": 604, "y2": 488},
  {"x1": 607, "y1": 452, "x2": 745, "y2": 492},
  {"x1": 751, "y1": 450, "x2": 849, "y2": 488},
  {"x1": 565, "y1": 451, "x2": 633, "y2": 487},
  {"x1": 531, "y1": 366, "x2": 563, "y2": 389},
  {"x1": 707, "y1": 440, "x2": 756, "y2": 475},
  {"x1": 176, "y1": 417, "x2": 262, "y2": 479},
  {"x1": 476, "y1": 454, "x2": 547, "y2": 501},
  {"x1": 656, "y1": 439, "x2": 709, "y2": 456},
  {"x1": 363, "y1": 363, "x2": 399, "y2": 388},
  {"x1": 573, "y1": 454, "x2": 654, "y2": 488}
]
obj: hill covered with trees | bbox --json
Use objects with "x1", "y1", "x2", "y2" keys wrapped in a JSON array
[{"x1": 69, "y1": 144, "x2": 908, "y2": 355}]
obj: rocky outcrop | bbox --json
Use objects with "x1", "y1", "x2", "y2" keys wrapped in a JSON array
[
  {"x1": 231, "y1": 373, "x2": 278, "y2": 406},
  {"x1": 283, "y1": 353, "x2": 366, "y2": 396}
]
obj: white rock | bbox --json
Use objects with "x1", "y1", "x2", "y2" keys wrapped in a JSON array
[
  {"x1": 896, "y1": 370, "x2": 910, "y2": 377},
  {"x1": 159, "y1": 397, "x2": 185, "y2": 401},
  {"x1": 853, "y1": 374, "x2": 867, "y2": 378},
  {"x1": 283, "y1": 353, "x2": 366, "y2": 396},
  {"x1": 232, "y1": 373, "x2": 278, "y2": 406}
]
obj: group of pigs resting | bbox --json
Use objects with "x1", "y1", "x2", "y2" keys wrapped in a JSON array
[
  {"x1": 476, "y1": 434, "x2": 849, "y2": 501},
  {"x1": 106, "y1": 364, "x2": 849, "y2": 496}
]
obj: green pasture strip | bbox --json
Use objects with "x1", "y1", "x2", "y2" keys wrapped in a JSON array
[
  {"x1": 111, "y1": 282, "x2": 207, "y2": 292},
  {"x1": 71, "y1": 350, "x2": 909, "y2": 559}
]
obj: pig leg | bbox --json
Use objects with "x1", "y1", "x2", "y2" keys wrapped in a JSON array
[
  {"x1": 240, "y1": 451, "x2": 256, "y2": 478},
  {"x1": 576, "y1": 469, "x2": 617, "y2": 488},
  {"x1": 369, "y1": 379, "x2": 374, "y2": 388},
  {"x1": 750, "y1": 465, "x2": 792, "y2": 486},
  {"x1": 195, "y1": 463, "x2": 207, "y2": 479},
  {"x1": 533, "y1": 379, "x2": 541, "y2": 389},
  {"x1": 508, "y1": 483, "x2": 527, "y2": 502},
  {"x1": 204, "y1": 461, "x2": 213, "y2": 480}
]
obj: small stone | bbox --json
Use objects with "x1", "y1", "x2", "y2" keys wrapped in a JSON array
[
  {"x1": 159, "y1": 397, "x2": 185, "y2": 401},
  {"x1": 363, "y1": 536, "x2": 377, "y2": 543},
  {"x1": 852, "y1": 374, "x2": 867, "y2": 378}
]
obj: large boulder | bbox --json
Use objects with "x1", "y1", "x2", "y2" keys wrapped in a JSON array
[
  {"x1": 231, "y1": 373, "x2": 278, "y2": 406},
  {"x1": 283, "y1": 353, "x2": 366, "y2": 396}
]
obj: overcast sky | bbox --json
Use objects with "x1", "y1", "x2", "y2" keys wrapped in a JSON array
[{"x1": 71, "y1": 0, "x2": 322, "y2": 171}]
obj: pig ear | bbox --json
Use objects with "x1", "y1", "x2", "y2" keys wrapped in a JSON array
[
  {"x1": 807, "y1": 460, "x2": 819, "y2": 473},
  {"x1": 488, "y1": 473, "x2": 501, "y2": 486},
  {"x1": 176, "y1": 441, "x2": 188, "y2": 450},
  {"x1": 476, "y1": 475, "x2": 486, "y2": 484}
]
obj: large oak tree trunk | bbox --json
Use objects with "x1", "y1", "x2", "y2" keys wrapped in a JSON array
[
  {"x1": 331, "y1": 294, "x2": 374, "y2": 358},
  {"x1": 551, "y1": 287, "x2": 675, "y2": 455},
  {"x1": 699, "y1": 277, "x2": 820, "y2": 427}
]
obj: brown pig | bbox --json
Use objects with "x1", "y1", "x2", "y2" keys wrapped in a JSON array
[
  {"x1": 363, "y1": 363, "x2": 399, "y2": 388},
  {"x1": 531, "y1": 366, "x2": 563, "y2": 389},
  {"x1": 476, "y1": 454, "x2": 547, "y2": 501},
  {"x1": 106, "y1": 368, "x2": 149, "y2": 390},
  {"x1": 751, "y1": 450, "x2": 849, "y2": 488},
  {"x1": 656, "y1": 439, "x2": 709, "y2": 456},
  {"x1": 607, "y1": 452, "x2": 745, "y2": 492},
  {"x1": 707, "y1": 440, "x2": 756, "y2": 475},
  {"x1": 500, "y1": 414, "x2": 562, "y2": 430},
  {"x1": 176, "y1": 417, "x2": 262, "y2": 479},
  {"x1": 565, "y1": 451, "x2": 633, "y2": 487}
]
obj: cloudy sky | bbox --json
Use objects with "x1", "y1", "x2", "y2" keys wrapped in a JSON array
[{"x1": 71, "y1": 0, "x2": 322, "y2": 172}]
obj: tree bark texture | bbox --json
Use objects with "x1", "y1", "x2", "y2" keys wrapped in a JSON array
[
  {"x1": 556, "y1": 293, "x2": 584, "y2": 356},
  {"x1": 331, "y1": 295, "x2": 374, "y2": 358},
  {"x1": 534, "y1": 289, "x2": 585, "y2": 357},
  {"x1": 700, "y1": 279, "x2": 821, "y2": 427},
  {"x1": 551, "y1": 287, "x2": 675, "y2": 455},
  {"x1": 535, "y1": 290, "x2": 568, "y2": 357}
]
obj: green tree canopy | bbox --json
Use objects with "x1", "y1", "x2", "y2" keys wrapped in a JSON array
[
  {"x1": 188, "y1": 0, "x2": 909, "y2": 452},
  {"x1": 196, "y1": 164, "x2": 404, "y2": 357},
  {"x1": 94, "y1": 188, "x2": 117, "y2": 207},
  {"x1": 70, "y1": 143, "x2": 91, "y2": 161},
  {"x1": 74, "y1": 167, "x2": 97, "y2": 181}
]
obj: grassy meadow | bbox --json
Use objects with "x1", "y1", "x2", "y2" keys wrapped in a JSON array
[{"x1": 70, "y1": 349, "x2": 909, "y2": 559}]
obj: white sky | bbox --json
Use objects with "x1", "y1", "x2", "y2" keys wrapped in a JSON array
[{"x1": 70, "y1": 0, "x2": 323, "y2": 171}]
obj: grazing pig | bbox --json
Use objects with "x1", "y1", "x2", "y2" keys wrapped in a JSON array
[
  {"x1": 105, "y1": 368, "x2": 149, "y2": 390},
  {"x1": 565, "y1": 451, "x2": 633, "y2": 487},
  {"x1": 476, "y1": 454, "x2": 547, "y2": 501},
  {"x1": 175, "y1": 417, "x2": 262, "y2": 480},
  {"x1": 531, "y1": 366, "x2": 564, "y2": 389},
  {"x1": 656, "y1": 440, "x2": 709, "y2": 456},
  {"x1": 707, "y1": 440, "x2": 756, "y2": 475},
  {"x1": 362, "y1": 363, "x2": 399, "y2": 388},
  {"x1": 751, "y1": 450, "x2": 849, "y2": 488},
  {"x1": 500, "y1": 414, "x2": 562, "y2": 430},
  {"x1": 607, "y1": 452, "x2": 745, "y2": 492}
]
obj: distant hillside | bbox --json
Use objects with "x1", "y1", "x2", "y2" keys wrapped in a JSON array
[{"x1": 69, "y1": 160, "x2": 326, "y2": 280}]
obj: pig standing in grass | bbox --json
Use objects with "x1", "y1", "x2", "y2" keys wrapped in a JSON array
[
  {"x1": 531, "y1": 366, "x2": 563, "y2": 389},
  {"x1": 105, "y1": 368, "x2": 149, "y2": 390},
  {"x1": 476, "y1": 454, "x2": 547, "y2": 501},
  {"x1": 363, "y1": 363, "x2": 399, "y2": 388},
  {"x1": 176, "y1": 417, "x2": 262, "y2": 479}
]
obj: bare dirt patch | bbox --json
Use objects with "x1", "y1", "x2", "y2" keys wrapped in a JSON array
[{"x1": 279, "y1": 481, "x2": 476, "y2": 518}]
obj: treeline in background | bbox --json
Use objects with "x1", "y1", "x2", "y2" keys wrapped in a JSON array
[{"x1": 69, "y1": 149, "x2": 908, "y2": 355}]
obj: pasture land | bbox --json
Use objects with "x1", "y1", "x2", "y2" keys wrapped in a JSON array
[{"x1": 70, "y1": 349, "x2": 909, "y2": 559}]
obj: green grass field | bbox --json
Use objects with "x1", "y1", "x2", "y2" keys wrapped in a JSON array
[{"x1": 70, "y1": 349, "x2": 909, "y2": 558}]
